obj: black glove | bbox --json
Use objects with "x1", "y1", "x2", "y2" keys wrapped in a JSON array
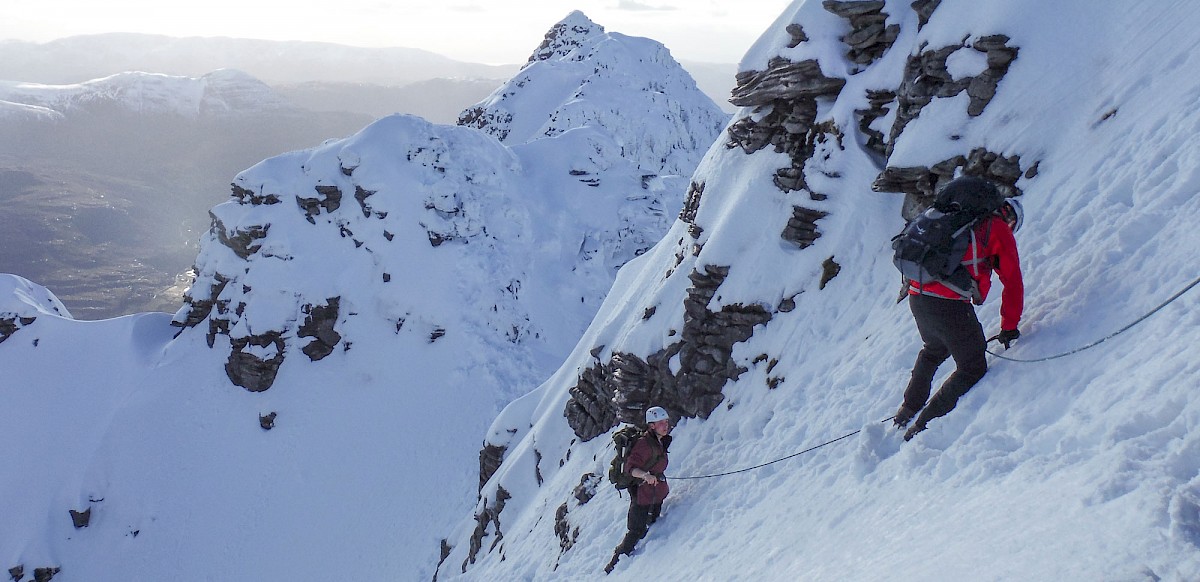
[{"x1": 989, "y1": 328, "x2": 1020, "y2": 348}]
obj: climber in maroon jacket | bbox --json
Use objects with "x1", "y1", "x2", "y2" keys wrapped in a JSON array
[
  {"x1": 894, "y1": 189, "x2": 1026, "y2": 441},
  {"x1": 605, "y1": 406, "x2": 672, "y2": 574}
]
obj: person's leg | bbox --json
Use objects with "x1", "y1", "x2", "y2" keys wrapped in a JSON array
[
  {"x1": 614, "y1": 499, "x2": 653, "y2": 556},
  {"x1": 902, "y1": 295, "x2": 953, "y2": 414},
  {"x1": 912, "y1": 300, "x2": 987, "y2": 428},
  {"x1": 648, "y1": 502, "x2": 662, "y2": 524}
]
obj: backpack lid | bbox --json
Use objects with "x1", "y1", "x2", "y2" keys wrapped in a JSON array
[{"x1": 934, "y1": 176, "x2": 1004, "y2": 216}]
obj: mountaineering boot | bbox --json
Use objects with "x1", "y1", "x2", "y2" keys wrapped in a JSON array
[
  {"x1": 903, "y1": 421, "x2": 927, "y2": 442},
  {"x1": 893, "y1": 405, "x2": 917, "y2": 429},
  {"x1": 604, "y1": 553, "x2": 620, "y2": 574}
]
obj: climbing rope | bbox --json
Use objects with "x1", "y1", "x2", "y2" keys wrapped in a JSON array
[
  {"x1": 660, "y1": 278, "x2": 1199, "y2": 480},
  {"x1": 667, "y1": 416, "x2": 894, "y2": 480},
  {"x1": 986, "y1": 274, "x2": 1200, "y2": 363}
]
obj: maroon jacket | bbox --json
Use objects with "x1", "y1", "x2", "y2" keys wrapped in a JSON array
[{"x1": 624, "y1": 432, "x2": 669, "y2": 506}]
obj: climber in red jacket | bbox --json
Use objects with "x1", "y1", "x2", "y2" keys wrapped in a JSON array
[{"x1": 894, "y1": 188, "x2": 1025, "y2": 441}]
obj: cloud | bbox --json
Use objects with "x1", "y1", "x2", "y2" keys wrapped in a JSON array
[{"x1": 616, "y1": 0, "x2": 676, "y2": 11}]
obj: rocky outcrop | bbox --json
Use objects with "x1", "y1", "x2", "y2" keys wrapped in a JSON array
[
  {"x1": 823, "y1": 1, "x2": 900, "y2": 66},
  {"x1": 563, "y1": 265, "x2": 772, "y2": 441},
  {"x1": 873, "y1": 147, "x2": 1026, "y2": 219},
  {"x1": 479, "y1": 444, "x2": 507, "y2": 492},
  {"x1": 888, "y1": 35, "x2": 1019, "y2": 153},
  {"x1": 297, "y1": 298, "x2": 342, "y2": 361},
  {"x1": 460, "y1": 486, "x2": 511, "y2": 572},
  {"x1": 0, "y1": 314, "x2": 34, "y2": 344},
  {"x1": 728, "y1": 56, "x2": 847, "y2": 246},
  {"x1": 225, "y1": 332, "x2": 285, "y2": 393},
  {"x1": 912, "y1": 0, "x2": 942, "y2": 29},
  {"x1": 6, "y1": 566, "x2": 61, "y2": 582}
]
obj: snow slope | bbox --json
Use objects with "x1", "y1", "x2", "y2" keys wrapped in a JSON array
[
  {"x1": 437, "y1": 0, "x2": 1200, "y2": 580},
  {"x1": 0, "y1": 12, "x2": 722, "y2": 582}
]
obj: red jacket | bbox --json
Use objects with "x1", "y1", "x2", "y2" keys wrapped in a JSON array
[
  {"x1": 624, "y1": 432, "x2": 669, "y2": 506},
  {"x1": 909, "y1": 214, "x2": 1024, "y2": 330}
]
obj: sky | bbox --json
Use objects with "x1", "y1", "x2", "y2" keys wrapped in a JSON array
[{"x1": 0, "y1": 0, "x2": 790, "y2": 64}]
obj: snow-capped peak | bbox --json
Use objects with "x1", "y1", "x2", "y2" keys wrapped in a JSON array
[
  {"x1": 458, "y1": 11, "x2": 729, "y2": 177},
  {"x1": 527, "y1": 10, "x2": 605, "y2": 63}
]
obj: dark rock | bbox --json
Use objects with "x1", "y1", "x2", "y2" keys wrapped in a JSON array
[
  {"x1": 0, "y1": 314, "x2": 32, "y2": 344},
  {"x1": 823, "y1": 1, "x2": 898, "y2": 65},
  {"x1": 259, "y1": 412, "x2": 277, "y2": 430},
  {"x1": 564, "y1": 265, "x2": 771, "y2": 440},
  {"x1": 296, "y1": 184, "x2": 344, "y2": 223},
  {"x1": 8, "y1": 565, "x2": 22, "y2": 582},
  {"x1": 429, "y1": 327, "x2": 447, "y2": 343},
  {"x1": 856, "y1": 89, "x2": 897, "y2": 157},
  {"x1": 353, "y1": 185, "x2": 377, "y2": 218},
  {"x1": 572, "y1": 473, "x2": 599, "y2": 505},
  {"x1": 679, "y1": 181, "x2": 704, "y2": 238},
  {"x1": 785, "y1": 23, "x2": 808, "y2": 48},
  {"x1": 298, "y1": 298, "x2": 342, "y2": 361},
  {"x1": 225, "y1": 332, "x2": 285, "y2": 392},
  {"x1": 731, "y1": 57, "x2": 846, "y2": 107},
  {"x1": 213, "y1": 215, "x2": 269, "y2": 260},
  {"x1": 823, "y1": 0, "x2": 885, "y2": 17},
  {"x1": 32, "y1": 568, "x2": 59, "y2": 582},
  {"x1": 782, "y1": 206, "x2": 830, "y2": 248},
  {"x1": 819, "y1": 257, "x2": 842, "y2": 289},
  {"x1": 69, "y1": 507, "x2": 91, "y2": 529},
  {"x1": 553, "y1": 503, "x2": 573, "y2": 551},
  {"x1": 887, "y1": 37, "x2": 1019, "y2": 153},
  {"x1": 911, "y1": 0, "x2": 942, "y2": 29},
  {"x1": 231, "y1": 183, "x2": 280, "y2": 206},
  {"x1": 462, "y1": 486, "x2": 511, "y2": 570},
  {"x1": 479, "y1": 444, "x2": 507, "y2": 491}
]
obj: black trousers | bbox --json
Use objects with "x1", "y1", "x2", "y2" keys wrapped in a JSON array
[
  {"x1": 614, "y1": 486, "x2": 662, "y2": 556},
  {"x1": 903, "y1": 294, "x2": 988, "y2": 426}
]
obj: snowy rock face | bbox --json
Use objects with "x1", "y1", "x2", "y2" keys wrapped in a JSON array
[
  {"x1": 438, "y1": 0, "x2": 1200, "y2": 579},
  {"x1": 173, "y1": 11, "x2": 724, "y2": 398},
  {"x1": 458, "y1": 11, "x2": 728, "y2": 177},
  {"x1": 0, "y1": 275, "x2": 71, "y2": 344},
  {"x1": 0, "y1": 70, "x2": 293, "y2": 118}
]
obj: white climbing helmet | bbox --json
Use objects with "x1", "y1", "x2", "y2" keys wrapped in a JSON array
[
  {"x1": 999, "y1": 197, "x2": 1024, "y2": 233},
  {"x1": 645, "y1": 406, "x2": 669, "y2": 424}
]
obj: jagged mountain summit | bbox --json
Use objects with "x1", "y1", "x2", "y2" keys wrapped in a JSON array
[
  {"x1": 459, "y1": 10, "x2": 729, "y2": 177},
  {"x1": 0, "y1": 12, "x2": 724, "y2": 582},
  {"x1": 437, "y1": 0, "x2": 1200, "y2": 579},
  {"x1": 0, "y1": 69, "x2": 294, "y2": 117}
]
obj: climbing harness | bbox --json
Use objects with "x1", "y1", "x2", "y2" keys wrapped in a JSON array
[
  {"x1": 667, "y1": 416, "x2": 894, "y2": 480},
  {"x1": 986, "y1": 274, "x2": 1200, "y2": 363}
]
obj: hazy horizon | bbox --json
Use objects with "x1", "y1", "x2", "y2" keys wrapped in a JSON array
[{"x1": 1, "y1": 0, "x2": 790, "y2": 65}]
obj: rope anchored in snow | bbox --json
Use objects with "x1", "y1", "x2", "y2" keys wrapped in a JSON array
[
  {"x1": 987, "y1": 274, "x2": 1200, "y2": 363},
  {"x1": 666, "y1": 417, "x2": 894, "y2": 480}
]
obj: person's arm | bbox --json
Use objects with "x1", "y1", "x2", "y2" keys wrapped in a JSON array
[
  {"x1": 991, "y1": 218, "x2": 1024, "y2": 331},
  {"x1": 625, "y1": 437, "x2": 660, "y2": 485}
]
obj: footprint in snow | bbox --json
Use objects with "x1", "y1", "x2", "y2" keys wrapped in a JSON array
[{"x1": 852, "y1": 422, "x2": 903, "y2": 477}]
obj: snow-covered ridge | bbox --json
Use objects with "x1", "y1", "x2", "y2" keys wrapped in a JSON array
[
  {"x1": 0, "y1": 12, "x2": 725, "y2": 581},
  {"x1": 0, "y1": 69, "x2": 294, "y2": 117},
  {"x1": 459, "y1": 10, "x2": 728, "y2": 177},
  {"x1": 437, "y1": 0, "x2": 1200, "y2": 579}
]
